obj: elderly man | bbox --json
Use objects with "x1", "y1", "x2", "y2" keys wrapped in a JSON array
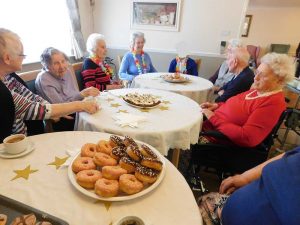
[
  {"x1": 0, "y1": 28, "x2": 98, "y2": 142},
  {"x1": 35, "y1": 47, "x2": 100, "y2": 131},
  {"x1": 215, "y1": 47, "x2": 254, "y2": 102}
]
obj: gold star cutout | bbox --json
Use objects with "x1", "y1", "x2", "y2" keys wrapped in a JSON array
[
  {"x1": 106, "y1": 98, "x2": 114, "y2": 102},
  {"x1": 109, "y1": 223, "x2": 113, "y2": 225},
  {"x1": 94, "y1": 200, "x2": 112, "y2": 211},
  {"x1": 159, "y1": 106, "x2": 169, "y2": 111},
  {"x1": 111, "y1": 103, "x2": 121, "y2": 108},
  {"x1": 117, "y1": 109, "x2": 128, "y2": 113},
  {"x1": 11, "y1": 165, "x2": 38, "y2": 181},
  {"x1": 48, "y1": 156, "x2": 69, "y2": 169},
  {"x1": 139, "y1": 108, "x2": 150, "y2": 112},
  {"x1": 162, "y1": 100, "x2": 171, "y2": 104},
  {"x1": 118, "y1": 95, "x2": 124, "y2": 98}
]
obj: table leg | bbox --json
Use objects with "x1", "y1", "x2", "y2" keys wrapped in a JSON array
[{"x1": 171, "y1": 148, "x2": 180, "y2": 168}]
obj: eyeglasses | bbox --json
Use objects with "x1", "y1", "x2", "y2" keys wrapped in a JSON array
[{"x1": 18, "y1": 54, "x2": 27, "y2": 59}]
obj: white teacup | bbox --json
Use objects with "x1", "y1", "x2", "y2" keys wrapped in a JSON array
[
  {"x1": 3, "y1": 134, "x2": 28, "y2": 155},
  {"x1": 114, "y1": 216, "x2": 145, "y2": 225}
]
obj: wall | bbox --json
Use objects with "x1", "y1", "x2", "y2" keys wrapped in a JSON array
[{"x1": 241, "y1": 6, "x2": 300, "y2": 56}]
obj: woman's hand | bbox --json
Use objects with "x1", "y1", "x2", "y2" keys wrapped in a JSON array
[
  {"x1": 200, "y1": 102, "x2": 219, "y2": 111},
  {"x1": 202, "y1": 109, "x2": 215, "y2": 119},
  {"x1": 80, "y1": 87, "x2": 100, "y2": 98},
  {"x1": 219, "y1": 174, "x2": 250, "y2": 195},
  {"x1": 79, "y1": 101, "x2": 99, "y2": 114}
]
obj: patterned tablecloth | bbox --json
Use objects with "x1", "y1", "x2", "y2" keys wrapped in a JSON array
[{"x1": 0, "y1": 131, "x2": 202, "y2": 225}]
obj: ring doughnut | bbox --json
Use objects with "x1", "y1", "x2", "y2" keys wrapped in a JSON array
[
  {"x1": 102, "y1": 165, "x2": 127, "y2": 180},
  {"x1": 141, "y1": 157, "x2": 163, "y2": 171},
  {"x1": 123, "y1": 136, "x2": 138, "y2": 147},
  {"x1": 109, "y1": 135, "x2": 125, "y2": 148},
  {"x1": 110, "y1": 146, "x2": 127, "y2": 161},
  {"x1": 119, "y1": 174, "x2": 143, "y2": 195},
  {"x1": 72, "y1": 157, "x2": 96, "y2": 173},
  {"x1": 119, "y1": 156, "x2": 137, "y2": 173},
  {"x1": 81, "y1": 143, "x2": 98, "y2": 157},
  {"x1": 95, "y1": 178, "x2": 119, "y2": 197},
  {"x1": 126, "y1": 145, "x2": 143, "y2": 162},
  {"x1": 97, "y1": 140, "x2": 113, "y2": 155},
  {"x1": 135, "y1": 166, "x2": 159, "y2": 184},
  {"x1": 140, "y1": 144, "x2": 157, "y2": 159},
  {"x1": 76, "y1": 169, "x2": 102, "y2": 189},
  {"x1": 93, "y1": 152, "x2": 117, "y2": 167}
]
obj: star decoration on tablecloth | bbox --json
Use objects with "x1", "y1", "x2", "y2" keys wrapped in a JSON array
[
  {"x1": 106, "y1": 98, "x2": 114, "y2": 102},
  {"x1": 117, "y1": 109, "x2": 128, "y2": 113},
  {"x1": 159, "y1": 106, "x2": 169, "y2": 111},
  {"x1": 94, "y1": 200, "x2": 112, "y2": 211},
  {"x1": 11, "y1": 165, "x2": 38, "y2": 181},
  {"x1": 118, "y1": 95, "x2": 124, "y2": 98},
  {"x1": 110, "y1": 103, "x2": 122, "y2": 108},
  {"x1": 138, "y1": 108, "x2": 150, "y2": 113},
  {"x1": 48, "y1": 156, "x2": 69, "y2": 169},
  {"x1": 162, "y1": 100, "x2": 171, "y2": 104}
]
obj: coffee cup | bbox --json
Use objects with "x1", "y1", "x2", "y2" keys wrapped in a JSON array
[
  {"x1": 114, "y1": 216, "x2": 145, "y2": 225},
  {"x1": 3, "y1": 134, "x2": 28, "y2": 154}
]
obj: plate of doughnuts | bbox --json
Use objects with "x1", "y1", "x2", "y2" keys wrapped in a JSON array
[
  {"x1": 67, "y1": 135, "x2": 166, "y2": 201},
  {"x1": 162, "y1": 73, "x2": 190, "y2": 83},
  {"x1": 122, "y1": 93, "x2": 161, "y2": 109}
]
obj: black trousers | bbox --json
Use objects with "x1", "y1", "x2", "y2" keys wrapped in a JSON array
[{"x1": 52, "y1": 114, "x2": 75, "y2": 132}]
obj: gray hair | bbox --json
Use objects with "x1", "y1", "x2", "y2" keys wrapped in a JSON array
[
  {"x1": 0, "y1": 28, "x2": 21, "y2": 58},
  {"x1": 86, "y1": 33, "x2": 105, "y2": 55},
  {"x1": 260, "y1": 53, "x2": 295, "y2": 83},
  {"x1": 40, "y1": 47, "x2": 69, "y2": 70},
  {"x1": 230, "y1": 47, "x2": 250, "y2": 65},
  {"x1": 130, "y1": 31, "x2": 146, "y2": 48},
  {"x1": 227, "y1": 38, "x2": 243, "y2": 49}
]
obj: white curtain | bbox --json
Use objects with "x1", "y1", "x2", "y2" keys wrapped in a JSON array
[{"x1": 65, "y1": 0, "x2": 86, "y2": 59}]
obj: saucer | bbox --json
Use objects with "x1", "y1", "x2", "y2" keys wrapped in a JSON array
[{"x1": 0, "y1": 142, "x2": 35, "y2": 159}]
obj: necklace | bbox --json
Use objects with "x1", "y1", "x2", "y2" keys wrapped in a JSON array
[
  {"x1": 175, "y1": 56, "x2": 187, "y2": 74},
  {"x1": 132, "y1": 50, "x2": 147, "y2": 74},
  {"x1": 89, "y1": 54, "x2": 113, "y2": 77},
  {"x1": 245, "y1": 89, "x2": 282, "y2": 100}
]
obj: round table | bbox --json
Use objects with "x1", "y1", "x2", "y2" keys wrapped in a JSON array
[
  {"x1": 131, "y1": 72, "x2": 213, "y2": 104},
  {"x1": 0, "y1": 131, "x2": 202, "y2": 225},
  {"x1": 75, "y1": 88, "x2": 202, "y2": 157}
]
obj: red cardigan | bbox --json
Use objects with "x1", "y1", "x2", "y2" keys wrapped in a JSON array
[{"x1": 203, "y1": 89, "x2": 286, "y2": 147}]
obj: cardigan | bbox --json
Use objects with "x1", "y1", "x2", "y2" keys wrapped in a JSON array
[{"x1": 168, "y1": 57, "x2": 198, "y2": 76}]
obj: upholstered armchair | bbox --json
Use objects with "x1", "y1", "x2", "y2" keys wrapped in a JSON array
[{"x1": 247, "y1": 45, "x2": 261, "y2": 68}]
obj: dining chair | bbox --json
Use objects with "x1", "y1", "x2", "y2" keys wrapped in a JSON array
[
  {"x1": 270, "y1": 44, "x2": 290, "y2": 54},
  {"x1": 117, "y1": 55, "x2": 129, "y2": 88},
  {"x1": 246, "y1": 45, "x2": 260, "y2": 68},
  {"x1": 195, "y1": 58, "x2": 202, "y2": 75}
]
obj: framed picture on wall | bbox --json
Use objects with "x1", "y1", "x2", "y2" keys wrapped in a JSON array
[
  {"x1": 130, "y1": 0, "x2": 181, "y2": 31},
  {"x1": 241, "y1": 15, "x2": 252, "y2": 37}
]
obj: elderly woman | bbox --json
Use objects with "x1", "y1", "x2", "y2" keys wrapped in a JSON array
[
  {"x1": 118, "y1": 31, "x2": 157, "y2": 83},
  {"x1": 198, "y1": 145, "x2": 300, "y2": 225},
  {"x1": 168, "y1": 54, "x2": 198, "y2": 76},
  {"x1": 0, "y1": 28, "x2": 98, "y2": 142},
  {"x1": 35, "y1": 47, "x2": 100, "y2": 131},
  {"x1": 81, "y1": 33, "x2": 122, "y2": 91},
  {"x1": 200, "y1": 53, "x2": 294, "y2": 147}
]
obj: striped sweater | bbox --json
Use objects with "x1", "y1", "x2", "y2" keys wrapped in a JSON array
[{"x1": 3, "y1": 75, "x2": 51, "y2": 135}]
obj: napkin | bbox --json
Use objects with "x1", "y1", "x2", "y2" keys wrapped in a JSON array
[{"x1": 112, "y1": 113, "x2": 147, "y2": 128}]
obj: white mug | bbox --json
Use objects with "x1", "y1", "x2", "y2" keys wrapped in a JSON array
[
  {"x1": 3, "y1": 134, "x2": 28, "y2": 154},
  {"x1": 114, "y1": 216, "x2": 145, "y2": 225}
]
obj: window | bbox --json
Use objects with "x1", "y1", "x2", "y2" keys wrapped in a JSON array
[{"x1": 0, "y1": 0, "x2": 72, "y2": 63}]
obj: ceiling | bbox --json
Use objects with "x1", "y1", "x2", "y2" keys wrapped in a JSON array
[{"x1": 249, "y1": 0, "x2": 300, "y2": 7}]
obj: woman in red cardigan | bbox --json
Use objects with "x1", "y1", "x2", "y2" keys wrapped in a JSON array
[{"x1": 200, "y1": 52, "x2": 294, "y2": 147}]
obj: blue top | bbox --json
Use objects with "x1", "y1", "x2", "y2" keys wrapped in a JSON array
[
  {"x1": 118, "y1": 51, "x2": 157, "y2": 81},
  {"x1": 215, "y1": 66, "x2": 254, "y2": 102},
  {"x1": 168, "y1": 57, "x2": 198, "y2": 76},
  {"x1": 222, "y1": 147, "x2": 300, "y2": 225}
]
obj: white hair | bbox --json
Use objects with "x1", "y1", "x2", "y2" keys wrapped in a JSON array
[
  {"x1": 0, "y1": 28, "x2": 21, "y2": 57},
  {"x1": 228, "y1": 38, "x2": 243, "y2": 48},
  {"x1": 261, "y1": 53, "x2": 295, "y2": 83},
  {"x1": 86, "y1": 33, "x2": 105, "y2": 54},
  {"x1": 130, "y1": 31, "x2": 145, "y2": 48}
]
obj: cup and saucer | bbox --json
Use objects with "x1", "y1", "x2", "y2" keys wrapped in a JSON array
[{"x1": 0, "y1": 134, "x2": 35, "y2": 159}]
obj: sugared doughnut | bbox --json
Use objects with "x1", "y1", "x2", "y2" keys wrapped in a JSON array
[
  {"x1": 36, "y1": 222, "x2": 53, "y2": 225},
  {"x1": 119, "y1": 174, "x2": 143, "y2": 195},
  {"x1": 123, "y1": 135, "x2": 138, "y2": 147},
  {"x1": 81, "y1": 143, "x2": 98, "y2": 157},
  {"x1": 135, "y1": 166, "x2": 159, "y2": 184},
  {"x1": 72, "y1": 157, "x2": 96, "y2": 173},
  {"x1": 102, "y1": 165, "x2": 127, "y2": 180},
  {"x1": 93, "y1": 152, "x2": 117, "y2": 167},
  {"x1": 76, "y1": 169, "x2": 102, "y2": 189},
  {"x1": 0, "y1": 214, "x2": 7, "y2": 225},
  {"x1": 141, "y1": 157, "x2": 163, "y2": 171},
  {"x1": 95, "y1": 178, "x2": 119, "y2": 197},
  {"x1": 10, "y1": 213, "x2": 36, "y2": 225},
  {"x1": 109, "y1": 135, "x2": 125, "y2": 148},
  {"x1": 110, "y1": 146, "x2": 127, "y2": 161},
  {"x1": 126, "y1": 145, "x2": 143, "y2": 162},
  {"x1": 97, "y1": 140, "x2": 113, "y2": 155},
  {"x1": 140, "y1": 144, "x2": 157, "y2": 159},
  {"x1": 119, "y1": 156, "x2": 137, "y2": 173}
]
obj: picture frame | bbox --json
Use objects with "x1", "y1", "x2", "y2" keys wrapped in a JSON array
[
  {"x1": 130, "y1": 0, "x2": 181, "y2": 32},
  {"x1": 241, "y1": 15, "x2": 252, "y2": 37}
]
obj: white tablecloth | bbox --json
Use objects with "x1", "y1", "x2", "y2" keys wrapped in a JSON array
[
  {"x1": 131, "y1": 73, "x2": 213, "y2": 104},
  {"x1": 0, "y1": 132, "x2": 202, "y2": 225},
  {"x1": 75, "y1": 88, "x2": 202, "y2": 156}
]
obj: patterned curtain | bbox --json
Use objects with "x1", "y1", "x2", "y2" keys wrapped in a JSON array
[{"x1": 65, "y1": 0, "x2": 86, "y2": 59}]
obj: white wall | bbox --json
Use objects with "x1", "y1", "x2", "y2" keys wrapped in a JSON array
[
  {"x1": 241, "y1": 6, "x2": 300, "y2": 55},
  {"x1": 92, "y1": 0, "x2": 248, "y2": 55}
]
